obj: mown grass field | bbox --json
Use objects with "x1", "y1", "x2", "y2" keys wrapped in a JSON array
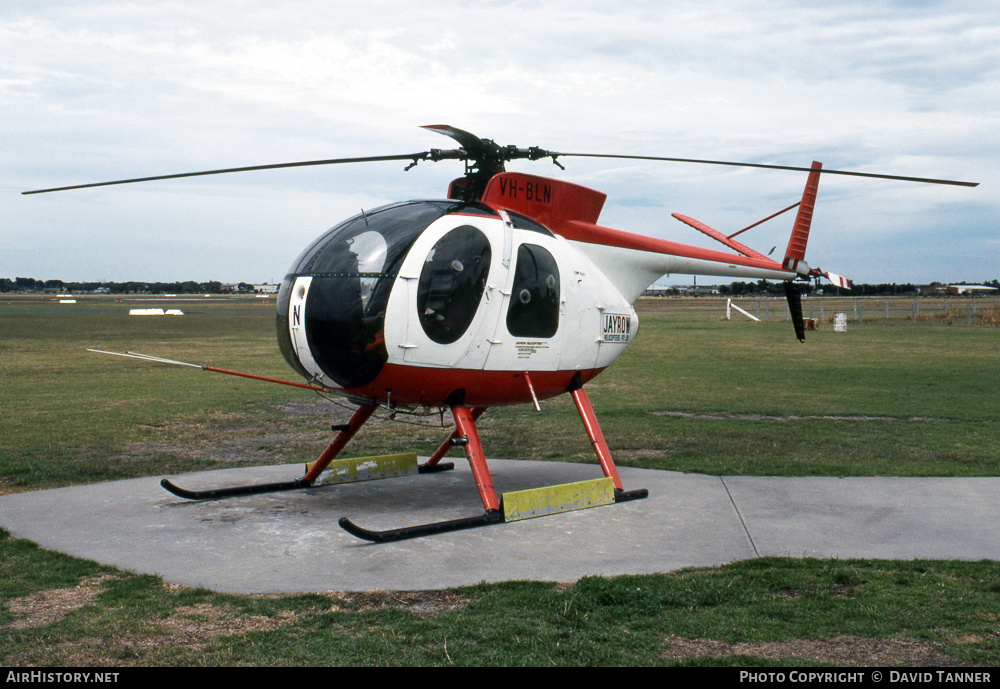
[{"x1": 1, "y1": 293, "x2": 998, "y2": 666}]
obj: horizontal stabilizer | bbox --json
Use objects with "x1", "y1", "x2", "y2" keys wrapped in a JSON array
[{"x1": 671, "y1": 214, "x2": 769, "y2": 260}]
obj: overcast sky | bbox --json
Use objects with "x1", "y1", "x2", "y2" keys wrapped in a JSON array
[{"x1": 4, "y1": 0, "x2": 997, "y2": 286}]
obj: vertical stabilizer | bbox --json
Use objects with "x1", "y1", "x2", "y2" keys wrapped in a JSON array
[{"x1": 782, "y1": 161, "x2": 822, "y2": 276}]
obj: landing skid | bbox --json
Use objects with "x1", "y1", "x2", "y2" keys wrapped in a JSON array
[
  {"x1": 339, "y1": 510, "x2": 504, "y2": 543},
  {"x1": 159, "y1": 385, "x2": 648, "y2": 543},
  {"x1": 159, "y1": 459, "x2": 453, "y2": 501},
  {"x1": 160, "y1": 476, "x2": 311, "y2": 500},
  {"x1": 161, "y1": 452, "x2": 451, "y2": 501},
  {"x1": 339, "y1": 486, "x2": 648, "y2": 543}
]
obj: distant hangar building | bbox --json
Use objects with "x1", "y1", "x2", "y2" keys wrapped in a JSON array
[{"x1": 919, "y1": 284, "x2": 998, "y2": 296}]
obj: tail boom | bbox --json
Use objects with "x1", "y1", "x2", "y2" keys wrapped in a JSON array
[{"x1": 560, "y1": 220, "x2": 794, "y2": 303}]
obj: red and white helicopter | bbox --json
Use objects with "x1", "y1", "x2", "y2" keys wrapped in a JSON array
[{"x1": 25, "y1": 125, "x2": 976, "y2": 542}]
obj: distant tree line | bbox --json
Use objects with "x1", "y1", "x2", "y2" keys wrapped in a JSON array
[
  {"x1": 718, "y1": 281, "x2": 928, "y2": 296},
  {"x1": 1, "y1": 278, "x2": 259, "y2": 294}
]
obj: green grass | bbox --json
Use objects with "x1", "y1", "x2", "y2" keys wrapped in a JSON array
[
  {"x1": 580, "y1": 302, "x2": 1000, "y2": 477},
  {"x1": 2, "y1": 531, "x2": 998, "y2": 666},
  {"x1": 1, "y1": 293, "x2": 999, "y2": 666},
  {"x1": 3, "y1": 294, "x2": 998, "y2": 489}
]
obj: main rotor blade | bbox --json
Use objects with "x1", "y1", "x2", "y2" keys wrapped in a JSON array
[
  {"x1": 421, "y1": 124, "x2": 487, "y2": 152},
  {"x1": 551, "y1": 152, "x2": 979, "y2": 187},
  {"x1": 22, "y1": 151, "x2": 444, "y2": 195}
]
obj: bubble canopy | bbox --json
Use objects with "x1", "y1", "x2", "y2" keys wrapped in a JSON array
[{"x1": 276, "y1": 200, "x2": 499, "y2": 390}]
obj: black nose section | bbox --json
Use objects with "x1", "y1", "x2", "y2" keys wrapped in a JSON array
[
  {"x1": 273, "y1": 200, "x2": 459, "y2": 388},
  {"x1": 275, "y1": 277, "x2": 308, "y2": 380}
]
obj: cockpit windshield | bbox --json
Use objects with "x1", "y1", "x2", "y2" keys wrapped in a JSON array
[{"x1": 290, "y1": 202, "x2": 442, "y2": 280}]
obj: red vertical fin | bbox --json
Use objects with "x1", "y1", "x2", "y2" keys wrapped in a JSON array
[{"x1": 782, "y1": 161, "x2": 822, "y2": 275}]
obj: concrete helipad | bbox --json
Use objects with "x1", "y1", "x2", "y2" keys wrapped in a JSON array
[{"x1": 0, "y1": 460, "x2": 996, "y2": 593}]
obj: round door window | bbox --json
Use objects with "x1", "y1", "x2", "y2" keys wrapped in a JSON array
[
  {"x1": 417, "y1": 225, "x2": 492, "y2": 344},
  {"x1": 506, "y1": 243, "x2": 560, "y2": 338}
]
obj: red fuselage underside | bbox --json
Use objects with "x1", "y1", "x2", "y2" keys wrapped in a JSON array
[{"x1": 343, "y1": 363, "x2": 605, "y2": 408}]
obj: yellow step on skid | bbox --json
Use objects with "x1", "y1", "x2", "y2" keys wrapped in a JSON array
[
  {"x1": 312, "y1": 452, "x2": 419, "y2": 486},
  {"x1": 500, "y1": 477, "x2": 616, "y2": 522}
]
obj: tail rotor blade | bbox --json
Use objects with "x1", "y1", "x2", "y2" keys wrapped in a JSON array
[
  {"x1": 784, "y1": 282, "x2": 806, "y2": 342},
  {"x1": 821, "y1": 271, "x2": 853, "y2": 290}
]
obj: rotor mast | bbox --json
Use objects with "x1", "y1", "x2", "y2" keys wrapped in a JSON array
[{"x1": 419, "y1": 124, "x2": 558, "y2": 201}]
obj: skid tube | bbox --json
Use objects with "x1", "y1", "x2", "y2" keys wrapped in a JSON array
[
  {"x1": 337, "y1": 487, "x2": 647, "y2": 543},
  {"x1": 339, "y1": 510, "x2": 504, "y2": 543},
  {"x1": 160, "y1": 476, "x2": 311, "y2": 501},
  {"x1": 159, "y1": 460, "x2": 454, "y2": 501}
]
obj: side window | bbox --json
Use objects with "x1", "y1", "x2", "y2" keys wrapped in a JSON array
[
  {"x1": 417, "y1": 226, "x2": 492, "y2": 344},
  {"x1": 506, "y1": 244, "x2": 560, "y2": 338}
]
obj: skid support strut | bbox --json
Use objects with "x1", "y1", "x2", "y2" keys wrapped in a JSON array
[
  {"x1": 425, "y1": 407, "x2": 486, "y2": 468},
  {"x1": 303, "y1": 404, "x2": 378, "y2": 483},
  {"x1": 570, "y1": 377, "x2": 648, "y2": 503},
  {"x1": 452, "y1": 405, "x2": 500, "y2": 512}
]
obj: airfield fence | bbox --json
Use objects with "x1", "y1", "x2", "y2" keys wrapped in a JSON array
[{"x1": 638, "y1": 295, "x2": 1000, "y2": 327}]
